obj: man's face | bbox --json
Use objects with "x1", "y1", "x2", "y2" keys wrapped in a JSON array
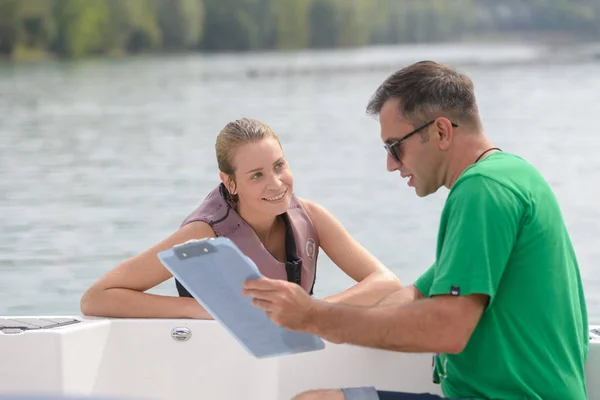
[{"x1": 379, "y1": 98, "x2": 443, "y2": 197}]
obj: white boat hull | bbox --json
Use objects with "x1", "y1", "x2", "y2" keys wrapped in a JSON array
[{"x1": 1, "y1": 317, "x2": 599, "y2": 399}]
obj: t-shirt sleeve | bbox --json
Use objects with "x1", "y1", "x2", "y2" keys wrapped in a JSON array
[
  {"x1": 429, "y1": 175, "x2": 523, "y2": 306},
  {"x1": 414, "y1": 263, "x2": 435, "y2": 297}
]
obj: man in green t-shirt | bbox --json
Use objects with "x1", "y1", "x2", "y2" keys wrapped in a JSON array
[{"x1": 243, "y1": 61, "x2": 589, "y2": 400}]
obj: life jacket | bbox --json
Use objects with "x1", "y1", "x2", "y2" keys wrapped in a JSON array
[{"x1": 176, "y1": 184, "x2": 319, "y2": 296}]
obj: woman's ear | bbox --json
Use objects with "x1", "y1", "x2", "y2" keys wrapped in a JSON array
[{"x1": 219, "y1": 172, "x2": 236, "y2": 194}]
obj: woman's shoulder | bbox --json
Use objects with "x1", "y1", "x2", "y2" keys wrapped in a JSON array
[
  {"x1": 295, "y1": 197, "x2": 317, "y2": 214},
  {"x1": 178, "y1": 220, "x2": 217, "y2": 240},
  {"x1": 294, "y1": 197, "x2": 332, "y2": 225}
]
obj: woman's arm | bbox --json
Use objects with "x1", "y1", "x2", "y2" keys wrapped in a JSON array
[
  {"x1": 300, "y1": 199, "x2": 402, "y2": 306},
  {"x1": 80, "y1": 221, "x2": 216, "y2": 319}
]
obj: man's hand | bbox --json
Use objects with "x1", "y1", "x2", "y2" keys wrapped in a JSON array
[{"x1": 242, "y1": 277, "x2": 320, "y2": 332}]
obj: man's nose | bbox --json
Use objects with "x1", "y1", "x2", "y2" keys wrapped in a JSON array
[{"x1": 387, "y1": 153, "x2": 401, "y2": 172}]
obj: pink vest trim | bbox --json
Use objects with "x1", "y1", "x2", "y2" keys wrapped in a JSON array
[{"x1": 181, "y1": 184, "x2": 319, "y2": 294}]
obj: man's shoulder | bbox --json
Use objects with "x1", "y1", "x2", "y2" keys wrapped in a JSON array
[
  {"x1": 444, "y1": 153, "x2": 533, "y2": 219},
  {"x1": 452, "y1": 152, "x2": 546, "y2": 200},
  {"x1": 461, "y1": 152, "x2": 535, "y2": 180}
]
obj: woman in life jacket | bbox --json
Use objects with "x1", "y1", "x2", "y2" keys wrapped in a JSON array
[{"x1": 80, "y1": 118, "x2": 402, "y2": 319}]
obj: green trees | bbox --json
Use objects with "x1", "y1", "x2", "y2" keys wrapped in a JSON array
[{"x1": 0, "y1": 0, "x2": 597, "y2": 60}]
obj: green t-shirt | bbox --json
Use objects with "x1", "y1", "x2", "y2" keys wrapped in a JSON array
[{"x1": 414, "y1": 152, "x2": 588, "y2": 400}]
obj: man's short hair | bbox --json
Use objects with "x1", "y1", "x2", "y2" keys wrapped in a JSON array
[{"x1": 366, "y1": 61, "x2": 481, "y2": 128}]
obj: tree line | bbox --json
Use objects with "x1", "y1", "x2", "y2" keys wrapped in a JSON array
[{"x1": 0, "y1": 0, "x2": 598, "y2": 59}]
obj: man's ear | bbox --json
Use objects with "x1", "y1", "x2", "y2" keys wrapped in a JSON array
[{"x1": 436, "y1": 117, "x2": 455, "y2": 150}]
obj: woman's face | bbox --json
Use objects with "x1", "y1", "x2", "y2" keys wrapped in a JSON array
[{"x1": 224, "y1": 137, "x2": 293, "y2": 217}]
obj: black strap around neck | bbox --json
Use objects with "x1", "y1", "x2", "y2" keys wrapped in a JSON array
[{"x1": 475, "y1": 147, "x2": 502, "y2": 163}]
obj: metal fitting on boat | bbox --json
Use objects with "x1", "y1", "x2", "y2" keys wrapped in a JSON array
[
  {"x1": 1, "y1": 327, "x2": 24, "y2": 334},
  {"x1": 171, "y1": 326, "x2": 192, "y2": 342}
]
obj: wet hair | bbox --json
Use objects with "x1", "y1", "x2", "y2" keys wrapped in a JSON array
[
  {"x1": 215, "y1": 117, "x2": 282, "y2": 204},
  {"x1": 366, "y1": 61, "x2": 481, "y2": 129}
]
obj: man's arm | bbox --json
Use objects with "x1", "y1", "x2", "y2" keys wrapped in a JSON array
[
  {"x1": 375, "y1": 284, "x2": 425, "y2": 307},
  {"x1": 308, "y1": 292, "x2": 487, "y2": 354},
  {"x1": 305, "y1": 176, "x2": 520, "y2": 353}
]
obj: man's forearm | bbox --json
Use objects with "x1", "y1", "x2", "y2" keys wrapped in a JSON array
[
  {"x1": 307, "y1": 297, "x2": 465, "y2": 354},
  {"x1": 322, "y1": 272, "x2": 402, "y2": 307},
  {"x1": 375, "y1": 284, "x2": 423, "y2": 307}
]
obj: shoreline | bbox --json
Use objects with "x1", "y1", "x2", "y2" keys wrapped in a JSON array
[
  {"x1": 2, "y1": 31, "x2": 598, "y2": 63},
  {"x1": 2, "y1": 37, "x2": 599, "y2": 83}
]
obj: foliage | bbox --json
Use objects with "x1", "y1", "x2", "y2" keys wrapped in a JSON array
[{"x1": 0, "y1": 0, "x2": 598, "y2": 59}]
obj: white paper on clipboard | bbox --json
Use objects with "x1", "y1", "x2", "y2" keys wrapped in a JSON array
[{"x1": 157, "y1": 237, "x2": 326, "y2": 359}]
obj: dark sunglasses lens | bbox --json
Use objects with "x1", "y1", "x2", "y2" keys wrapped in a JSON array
[
  {"x1": 384, "y1": 145, "x2": 394, "y2": 161},
  {"x1": 392, "y1": 145, "x2": 401, "y2": 161},
  {"x1": 386, "y1": 143, "x2": 400, "y2": 162}
]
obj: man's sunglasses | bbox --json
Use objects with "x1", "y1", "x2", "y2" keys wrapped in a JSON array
[{"x1": 383, "y1": 120, "x2": 458, "y2": 162}]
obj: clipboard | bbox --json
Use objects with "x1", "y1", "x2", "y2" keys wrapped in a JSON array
[{"x1": 157, "y1": 237, "x2": 326, "y2": 359}]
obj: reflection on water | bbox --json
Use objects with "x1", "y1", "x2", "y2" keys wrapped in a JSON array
[{"x1": 1, "y1": 42, "x2": 599, "y2": 322}]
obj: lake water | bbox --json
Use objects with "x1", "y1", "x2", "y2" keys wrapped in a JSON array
[{"x1": 1, "y1": 42, "x2": 599, "y2": 323}]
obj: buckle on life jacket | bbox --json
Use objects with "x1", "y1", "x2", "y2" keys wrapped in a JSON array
[{"x1": 285, "y1": 258, "x2": 302, "y2": 286}]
